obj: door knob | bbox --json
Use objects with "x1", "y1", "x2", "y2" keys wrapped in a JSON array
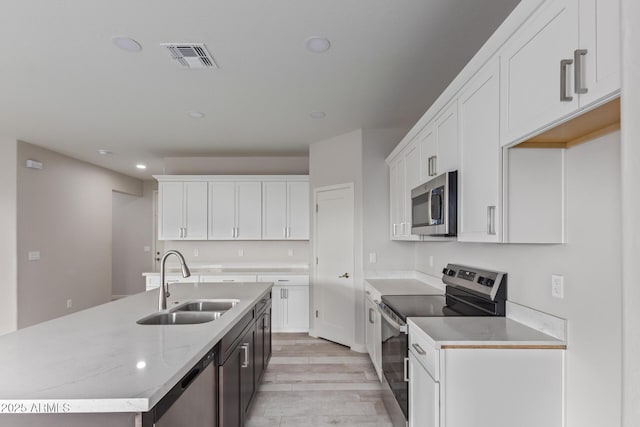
[{"x1": 338, "y1": 273, "x2": 350, "y2": 279}]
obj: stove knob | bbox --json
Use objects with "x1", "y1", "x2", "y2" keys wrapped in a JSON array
[
  {"x1": 442, "y1": 268, "x2": 449, "y2": 275},
  {"x1": 478, "y1": 276, "x2": 486, "y2": 285},
  {"x1": 486, "y1": 278, "x2": 495, "y2": 286}
]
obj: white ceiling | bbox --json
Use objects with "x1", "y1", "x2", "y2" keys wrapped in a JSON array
[{"x1": 0, "y1": 0, "x2": 520, "y2": 178}]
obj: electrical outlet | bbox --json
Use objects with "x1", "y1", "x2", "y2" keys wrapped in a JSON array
[
  {"x1": 193, "y1": 248, "x2": 199, "y2": 257},
  {"x1": 238, "y1": 249, "x2": 244, "y2": 257},
  {"x1": 28, "y1": 251, "x2": 41, "y2": 261},
  {"x1": 66, "y1": 299, "x2": 73, "y2": 309},
  {"x1": 288, "y1": 248, "x2": 294, "y2": 257},
  {"x1": 369, "y1": 253, "x2": 377, "y2": 264},
  {"x1": 143, "y1": 246, "x2": 151, "y2": 253},
  {"x1": 551, "y1": 275, "x2": 564, "y2": 299}
]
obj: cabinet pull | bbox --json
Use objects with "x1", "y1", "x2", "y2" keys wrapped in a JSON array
[
  {"x1": 487, "y1": 206, "x2": 496, "y2": 235},
  {"x1": 431, "y1": 156, "x2": 437, "y2": 176},
  {"x1": 183, "y1": 228, "x2": 187, "y2": 238},
  {"x1": 287, "y1": 227, "x2": 291, "y2": 238},
  {"x1": 277, "y1": 279, "x2": 289, "y2": 282},
  {"x1": 412, "y1": 343, "x2": 427, "y2": 356},
  {"x1": 392, "y1": 223, "x2": 397, "y2": 236},
  {"x1": 285, "y1": 288, "x2": 288, "y2": 299},
  {"x1": 369, "y1": 308, "x2": 375, "y2": 324},
  {"x1": 403, "y1": 357, "x2": 409, "y2": 382},
  {"x1": 560, "y1": 59, "x2": 574, "y2": 102},
  {"x1": 283, "y1": 227, "x2": 287, "y2": 238},
  {"x1": 241, "y1": 343, "x2": 249, "y2": 368},
  {"x1": 574, "y1": 49, "x2": 588, "y2": 94}
]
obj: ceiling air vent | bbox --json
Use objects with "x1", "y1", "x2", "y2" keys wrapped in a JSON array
[{"x1": 160, "y1": 43, "x2": 218, "y2": 69}]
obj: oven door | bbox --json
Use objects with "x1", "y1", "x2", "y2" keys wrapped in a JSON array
[{"x1": 380, "y1": 307, "x2": 408, "y2": 422}]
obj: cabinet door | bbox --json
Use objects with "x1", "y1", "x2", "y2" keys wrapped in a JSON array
[
  {"x1": 255, "y1": 312, "x2": 265, "y2": 382},
  {"x1": 184, "y1": 182, "x2": 208, "y2": 240},
  {"x1": 240, "y1": 325, "x2": 255, "y2": 416},
  {"x1": 365, "y1": 299, "x2": 375, "y2": 361},
  {"x1": 209, "y1": 182, "x2": 236, "y2": 240},
  {"x1": 458, "y1": 58, "x2": 502, "y2": 243},
  {"x1": 284, "y1": 286, "x2": 309, "y2": 332},
  {"x1": 271, "y1": 286, "x2": 285, "y2": 331},
  {"x1": 578, "y1": 0, "x2": 620, "y2": 106},
  {"x1": 287, "y1": 181, "x2": 310, "y2": 240},
  {"x1": 262, "y1": 182, "x2": 288, "y2": 240},
  {"x1": 389, "y1": 159, "x2": 402, "y2": 240},
  {"x1": 158, "y1": 182, "x2": 184, "y2": 240},
  {"x1": 409, "y1": 353, "x2": 439, "y2": 427},
  {"x1": 220, "y1": 344, "x2": 242, "y2": 427},
  {"x1": 500, "y1": 0, "x2": 580, "y2": 145},
  {"x1": 403, "y1": 141, "x2": 421, "y2": 240},
  {"x1": 372, "y1": 307, "x2": 382, "y2": 381},
  {"x1": 435, "y1": 100, "x2": 459, "y2": 175},
  {"x1": 419, "y1": 124, "x2": 437, "y2": 181},
  {"x1": 236, "y1": 182, "x2": 262, "y2": 240}
]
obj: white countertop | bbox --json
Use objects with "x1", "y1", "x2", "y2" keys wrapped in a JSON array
[
  {"x1": 408, "y1": 317, "x2": 567, "y2": 349},
  {"x1": 365, "y1": 278, "x2": 443, "y2": 296},
  {"x1": 0, "y1": 283, "x2": 272, "y2": 414}
]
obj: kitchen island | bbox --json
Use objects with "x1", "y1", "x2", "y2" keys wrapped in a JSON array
[{"x1": 0, "y1": 282, "x2": 272, "y2": 426}]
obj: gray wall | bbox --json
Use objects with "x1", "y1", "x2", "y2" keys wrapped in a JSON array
[
  {"x1": 163, "y1": 156, "x2": 309, "y2": 175},
  {"x1": 16, "y1": 142, "x2": 143, "y2": 328},
  {"x1": 0, "y1": 139, "x2": 18, "y2": 335},
  {"x1": 112, "y1": 181, "x2": 155, "y2": 296},
  {"x1": 621, "y1": 0, "x2": 640, "y2": 424},
  {"x1": 413, "y1": 133, "x2": 621, "y2": 427}
]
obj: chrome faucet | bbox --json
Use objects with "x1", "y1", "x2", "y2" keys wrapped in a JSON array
[{"x1": 159, "y1": 250, "x2": 191, "y2": 311}]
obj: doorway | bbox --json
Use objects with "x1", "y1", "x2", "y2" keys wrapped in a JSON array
[{"x1": 312, "y1": 183, "x2": 355, "y2": 348}]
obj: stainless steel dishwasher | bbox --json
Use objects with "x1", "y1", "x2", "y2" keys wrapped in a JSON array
[{"x1": 153, "y1": 348, "x2": 217, "y2": 427}]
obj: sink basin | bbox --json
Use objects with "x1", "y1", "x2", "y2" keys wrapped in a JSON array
[
  {"x1": 137, "y1": 311, "x2": 222, "y2": 325},
  {"x1": 174, "y1": 299, "x2": 239, "y2": 312}
]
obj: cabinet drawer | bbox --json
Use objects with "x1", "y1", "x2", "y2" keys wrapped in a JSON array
[
  {"x1": 200, "y1": 275, "x2": 257, "y2": 283},
  {"x1": 409, "y1": 324, "x2": 439, "y2": 381},
  {"x1": 258, "y1": 275, "x2": 309, "y2": 286}
]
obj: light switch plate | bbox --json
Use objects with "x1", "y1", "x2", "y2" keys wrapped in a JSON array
[
  {"x1": 238, "y1": 249, "x2": 244, "y2": 257},
  {"x1": 288, "y1": 249, "x2": 294, "y2": 257},
  {"x1": 193, "y1": 248, "x2": 199, "y2": 257},
  {"x1": 143, "y1": 246, "x2": 151, "y2": 253},
  {"x1": 369, "y1": 253, "x2": 377, "y2": 264},
  {"x1": 28, "y1": 251, "x2": 41, "y2": 261}
]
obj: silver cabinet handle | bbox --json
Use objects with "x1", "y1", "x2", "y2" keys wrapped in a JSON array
[
  {"x1": 235, "y1": 227, "x2": 239, "y2": 238},
  {"x1": 369, "y1": 308, "x2": 375, "y2": 324},
  {"x1": 412, "y1": 343, "x2": 427, "y2": 355},
  {"x1": 487, "y1": 206, "x2": 496, "y2": 235},
  {"x1": 286, "y1": 227, "x2": 291, "y2": 238},
  {"x1": 285, "y1": 288, "x2": 288, "y2": 299},
  {"x1": 427, "y1": 156, "x2": 432, "y2": 176},
  {"x1": 277, "y1": 279, "x2": 289, "y2": 282},
  {"x1": 241, "y1": 343, "x2": 249, "y2": 368},
  {"x1": 432, "y1": 156, "x2": 437, "y2": 176},
  {"x1": 560, "y1": 59, "x2": 574, "y2": 102},
  {"x1": 280, "y1": 288, "x2": 283, "y2": 299},
  {"x1": 392, "y1": 223, "x2": 397, "y2": 236},
  {"x1": 183, "y1": 227, "x2": 187, "y2": 238},
  {"x1": 574, "y1": 49, "x2": 588, "y2": 94},
  {"x1": 283, "y1": 227, "x2": 287, "y2": 238},
  {"x1": 403, "y1": 357, "x2": 409, "y2": 382}
]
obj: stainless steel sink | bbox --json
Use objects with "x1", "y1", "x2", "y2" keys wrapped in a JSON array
[
  {"x1": 174, "y1": 299, "x2": 239, "y2": 312},
  {"x1": 137, "y1": 311, "x2": 222, "y2": 325}
]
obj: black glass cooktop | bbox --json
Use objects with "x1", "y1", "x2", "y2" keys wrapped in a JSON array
[{"x1": 380, "y1": 295, "x2": 451, "y2": 320}]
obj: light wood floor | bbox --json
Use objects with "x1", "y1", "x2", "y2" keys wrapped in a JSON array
[{"x1": 246, "y1": 333, "x2": 393, "y2": 427}]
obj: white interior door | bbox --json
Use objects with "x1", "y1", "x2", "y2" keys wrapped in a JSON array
[{"x1": 313, "y1": 184, "x2": 354, "y2": 347}]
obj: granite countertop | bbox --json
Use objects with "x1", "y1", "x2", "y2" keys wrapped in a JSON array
[
  {"x1": 0, "y1": 282, "x2": 272, "y2": 413},
  {"x1": 408, "y1": 317, "x2": 567, "y2": 349},
  {"x1": 365, "y1": 278, "x2": 443, "y2": 296}
]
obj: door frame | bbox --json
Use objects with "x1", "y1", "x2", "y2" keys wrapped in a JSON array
[{"x1": 310, "y1": 182, "x2": 356, "y2": 348}]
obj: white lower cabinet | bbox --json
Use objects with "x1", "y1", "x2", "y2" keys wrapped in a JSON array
[
  {"x1": 364, "y1": 296, "x2": 382, "y2": 381},
  {"x1": 408, "y1": 324, "x2": 564, "y2": 427},
  {"x1": 409, "y1": 352, "x2": 439, "y2": 427},
  {"x1": 145, "y1": 274, "x2": 198, "y2": 291},
  {"x1": 199, "y1": 275, "x2": 257, "y2": 283},
  {"x1": 259, "y1": 276, "x2": 309, "y2": 332}
]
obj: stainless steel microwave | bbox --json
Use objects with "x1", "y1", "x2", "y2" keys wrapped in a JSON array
[{"x1": 410, "y1": 171, "x2": 457, "y2": 236}]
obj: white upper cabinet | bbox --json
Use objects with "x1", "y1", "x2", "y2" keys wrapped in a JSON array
[
  {"x1": 501, "y1": 0, "x2": 620, "y2": 146},
  {"x1": 458, "y1": 58, "x2": 502, "y2": 243},
  {"x1": 158, "y1": 181, "x2": 208, "y2": 240},
  {"x1": 419, "y1": 124, "x2": 437, "y2": 181},
  {"x1": 262, "y1": 181, "x2": 309, "y2": 240},
  {"x1": 501, "y1": 0, "x2": 580, "y2": 145},
  {"x1": 434, "y1": 100, "x2": 459, "y2": 174},
  {"x1": 578, "y1": 0, "x2": 620, "y2": 105},
  {"x1": 209, "y1": 181, "x2": 262, "y2": 240},
  {"x1": 389, "y1": 142, "x2": 421, "y2": 241}
]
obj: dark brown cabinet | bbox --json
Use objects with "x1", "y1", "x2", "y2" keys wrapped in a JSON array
[{"x1": 255, "y1": 299, "x2": 272, "y2": 383}]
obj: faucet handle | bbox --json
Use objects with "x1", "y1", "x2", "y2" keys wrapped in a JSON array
[{"x1": 166, "y1": 291, "x2": 171, "y2": 298}]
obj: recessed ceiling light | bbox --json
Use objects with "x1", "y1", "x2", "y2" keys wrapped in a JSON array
[
  {"x1": 136, "y1": 361, "x2": 146, "y2": 370},
  {"x1": 136, "y1": 164, "x2": 147, "y2": 170},
  {"x1": 309, "y1": 111, "x2": 327, "y2": 119},
  {"x1": 188, "y1": 111, "x2": 205, "y2": 119},
  {"x1": 112, "y1": 36, "x2": 142, "y2": 52},
  {"x1": 98, "y1": 149, "x2": 113, "y2": 155},
  {"x1": 306, "y1": 37, "x2": 331, "y2": 53}
]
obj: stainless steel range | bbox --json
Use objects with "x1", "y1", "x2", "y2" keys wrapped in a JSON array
[{"x1": 379, "y1": 264, "x2": 507, "y2": 427}]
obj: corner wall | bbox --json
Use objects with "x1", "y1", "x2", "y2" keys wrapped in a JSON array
[
  {"x1": 16, "y1": 141, "x2": 143, "y2": 328},
  {"x1": 0, "y1": 140, "x2": 17, "y2": 335},
  {"x1": 414, "y1": 133, "x2": 621, "y2": 427}
]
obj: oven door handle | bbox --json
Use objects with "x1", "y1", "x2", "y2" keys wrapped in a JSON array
[{"x1": 378, "y1": 305, "x2": 407, "y2": 334}]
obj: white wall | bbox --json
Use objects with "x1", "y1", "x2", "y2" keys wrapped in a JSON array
[
  {"x1": 16, "y1": 142, "x2": 143, "y2": 328},
  {"x1": 309, "y1": 129, "x2": 364, "y2": 346},
  {"x1": 112, "y1": 181, "x2": 154, "y2": 296},
  {"x1": 621, "y1": 0, "x2": 640, "y2": 424},
  {"x1": 414, "y1": 133, "x2": 621, "y2": 427},
  {"x1": 0, "y1": 139, "x2": 17, "y2": 335}
]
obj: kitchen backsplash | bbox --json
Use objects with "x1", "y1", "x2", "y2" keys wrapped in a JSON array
[{"x1": 162, "y1": 240, "x2": 310, "y2": 264}]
